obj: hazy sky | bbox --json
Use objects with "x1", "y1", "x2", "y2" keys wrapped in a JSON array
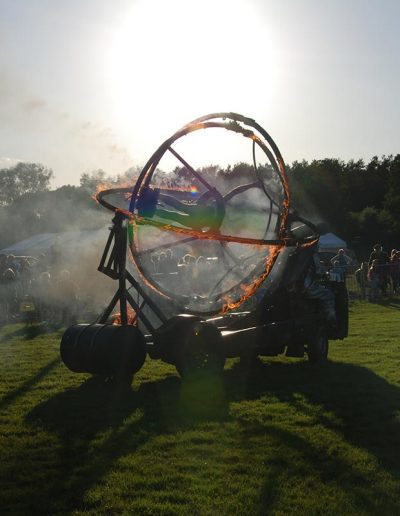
[{"x1": 1, "y1": 0, "x2": 399, "y2": 186}]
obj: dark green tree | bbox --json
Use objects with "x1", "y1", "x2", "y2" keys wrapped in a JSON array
[
  {"x1": 383, "y1": 155, "x2": 400, "y2": 233},
  {"x1": 80, "y1": 169, "x2": 108, "y2": 191},
  {"x1": 0, "y1": 162, "x2": 53, "y2": 206}
]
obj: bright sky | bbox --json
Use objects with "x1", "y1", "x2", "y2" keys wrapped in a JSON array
[{"x1": 0, "y1": 0, "x2": 399, "y2": 186}]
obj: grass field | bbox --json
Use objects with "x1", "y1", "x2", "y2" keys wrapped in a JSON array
[{"x1": 1, "y1": 301, "x2": 400, "y2": 515}]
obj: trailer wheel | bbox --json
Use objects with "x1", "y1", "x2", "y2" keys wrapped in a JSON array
[
  {"x1": 176, "y1": 321, "x2": 225, "y2": 378},
  {"x1": 307, "y1": 326, "x2": 329, "y2": 364},
  {"x1": 176, "y1": 349, "x2": 225, "y2": 378}
]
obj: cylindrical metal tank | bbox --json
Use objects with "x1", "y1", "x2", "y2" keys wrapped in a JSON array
[{"x1": 60, "y1": 324, "x2": 146, "y2": 377}]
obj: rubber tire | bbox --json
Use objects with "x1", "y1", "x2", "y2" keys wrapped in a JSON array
[{"x1": 175, "y1": 322, "x2": 225, "y2": 378}]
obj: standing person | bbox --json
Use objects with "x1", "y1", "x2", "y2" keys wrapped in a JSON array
[
  {"x1": 34, "y1": 271, "x2": 54, "y2": 323},
  {"x1": 6, "y1": 255, "x2": 20, "y2": 275},
  {"x1": 150, "y1": 253, "x2": 159, "y2": 273},
  {"x1": 355, "y1": 262, "x2": 369, "y2": 299},
  {"x1": 330, "y1": 249, "x2": 352, "y2": 279},
  {"x1": 0, "y1": 268, "x2": 18, "y2": 323},
  {"x1": 368, "y1": 244, "x2": 389, "y2": 266},
  {"x1": 157, "y1": 252, "x2": 168, "y2": 273},
  {"x1": 50, "y1": 237, "x2": 62, "y2": 273},
  {"x1": 367, "y1": 259, "x2": 381, "y2": 301},
  {"x1": 368, "y1": 244, "x2": 390, "y2": 295},
  {"x1": 304, "y1": 253, "x2": 337, "y2": 327},
  {"x1": 330, "y1": 260, "x2": 345, "y2": 282},
  {"x1": 0, "y1": 254, "x2": 7, "y2": 276},
  {"x1": 164, "y1": 248, "x2": 176, "y2": 273},
  {"x1": 54, "y1": 270, "x2": 79, "y2": 325},
  {"x1": 390, "y1": 250, "x2": 400, "y2": 294}
]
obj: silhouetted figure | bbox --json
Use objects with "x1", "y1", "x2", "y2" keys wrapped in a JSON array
[
  {"x1": 54, "y1": 270, "x2": 79, "y2": 325},
  {"x1": 0, "y1": 268, "x2": 18, "y2": 323},
  {"x1": 390, "y1": 250, "x2": 400, "y2": 294},
  {"x1": 368, "y1": 244, "x2": 389, "y2": 267},
  {"x1": 368, "y1": 244, "x2": 389, "y2": 295},
  {"x1": 355, "y1": 262, "x2": 369, "y2": 299},
  {"x1": 330, "y1": 249, "x2": 351, "y2": 279},
  {"x1": 368, "y1": 259, "x2": 382, "y2": 301}
]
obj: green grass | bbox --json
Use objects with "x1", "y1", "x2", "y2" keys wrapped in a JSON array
[{"x1": 1, "y1": 301, "x2": 400, "y2": 515}]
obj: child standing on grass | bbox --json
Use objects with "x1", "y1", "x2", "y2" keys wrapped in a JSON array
[{"x1": 355, "y1": 262, "x2": 369, "y2": 300}]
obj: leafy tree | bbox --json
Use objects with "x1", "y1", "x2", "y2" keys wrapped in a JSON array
[
  {"x1": 0, "y1": 162, "x2": 53, "y2": 206},
  {"x1": 80, "y1": 167, "x2": 141, "y2": 193},
  {"x1": 80, "y1": 169, "x2": 108, "y2": 191},
  {"x1": 287, "y1": 159, "x2": 350, "y2": 233},
  {"x1": 0, "y1": 185, "x2": 109, "y2": 248},
  {"x1": 383, "y1": 155, "x2": 400, "y2": 231}
]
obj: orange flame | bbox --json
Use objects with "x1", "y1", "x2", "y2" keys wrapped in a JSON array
[
  {"x1": 112, "y1": 306, "x2": 138, "y2": 326},
  {"x1": 93, "y1": 181, "x2": 133, "y2": 203},
  {"x1": 277, "y1": 157, "x2": 290, "y2": 237},
  {"x1": 299, "y1": 238, "x2": 319, "y2": 249},
  {"x1": 129, "y1": 214, "x2": 286, "y2": 247},
  {"x1": 220, "y1": 245, "x2": 282, "y2": 314}
]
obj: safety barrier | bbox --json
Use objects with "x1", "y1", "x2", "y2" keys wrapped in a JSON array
[{"x1": 342, "y1": 262, "x2": 400, "y2": 301}]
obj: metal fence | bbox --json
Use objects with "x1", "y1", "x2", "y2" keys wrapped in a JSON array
[{"x1": 342, "y1": 263, "x2": 400, "y2": 301}]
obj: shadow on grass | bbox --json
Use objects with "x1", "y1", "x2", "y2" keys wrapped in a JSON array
[
  {"x1": 0, "y1": 356, "x2": 61, "y2": 411},
  {"x1": 24, "y1": 370, "x2": 227, "y2": 512},
  {"x1": 0, "y1": 322, "x2": 63, "y2": 343},
  {"x1": 225, "y1": 359, "x2": 400, "y2": 512},
  {"x1": 226, "y1": 359, "x2": 400, "y2": 473},
  {"x1": 22, "y1": 359, "x2": 400, "y2": 513},
  {"x1": 372, "y1": 297, "x2": 400, "y2": 309},
  {"x1": 256, "y1": 424, "x2": 400, "y2": 515}
]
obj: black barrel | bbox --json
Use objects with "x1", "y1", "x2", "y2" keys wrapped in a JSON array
[{"x1": 60, "y1": 324, "x2": 146, "y2": 376}]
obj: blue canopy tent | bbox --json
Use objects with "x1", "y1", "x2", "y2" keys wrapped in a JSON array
[{"x1": 318, "y1": 232, "x2": 347, "y2": 252}]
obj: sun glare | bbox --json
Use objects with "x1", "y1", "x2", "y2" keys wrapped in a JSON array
[{"x1": 106, "y1": 0, "x2": 279, "y2": 165}]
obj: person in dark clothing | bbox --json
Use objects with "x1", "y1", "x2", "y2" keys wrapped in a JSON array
[
  {"x1": 368, "y1": 259, "x2": 381, "y2": 301},
  {"x1": 330, "y1": 249, "x2": 351, "y2": 279},
  {"x1": 5, "y1": 254, "x2": 20, "y2": 275},
  {"x1": 355, "y1": 262, "x2": 369, "y2": 299},
  {"x1": 368, "y1": 244, "x2": 390, "y2": 295},
  {"x1": 304, "y1": 253, "x2": 336, "y2": 327},
  {"x1": 368, "y1": 244, "x2": 389, "y2": 267},
  {"x1": 54, "y1": 270, "x2": 79, "y2": 325},
  {"x1": 0, "y1": 254, "x2": 7, "y2": 276},
  {"x1": 390, "y1": 249, "x2": 400, "y2": 294},
  {"x1": 0, "y1": 268, "x2": 18, "y2": 322},
  {"x1": 331, "y1": 249, "x2": 351, "y2": 267}
]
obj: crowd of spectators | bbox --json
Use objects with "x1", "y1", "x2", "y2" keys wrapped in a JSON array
[
  {"x1": 148, "y1": 249, "x2": 226, "y2": 298},
  {"x1": 0, "y1": 252, "x2": 79, "y2": 325},
  {"x1": 150, "y1": 244, "x2": 400, "y2": 301},
  {"x1": 354, "y1": 244, "x2": 400, "y2": 301},
  {"x1": 314, "y1": 243, "x2": 400, "y2": 302},
  {"x1": 147, "y1": 248, "x2": 259, "y2": 297},
  {"x1": 1, "y1": 241, "x2": 397, "y2": 327}
]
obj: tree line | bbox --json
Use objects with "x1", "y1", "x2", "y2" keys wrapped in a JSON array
[
  {"x1": 1, "y1": 156, "x2": 400, "y2": 259},
  {"x1": 287, "y1": 155, "x2": 400, "y2": 257}
]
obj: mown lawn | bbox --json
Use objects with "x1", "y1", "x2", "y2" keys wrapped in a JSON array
[{"x1": 1, "y1": 301, "x2": 400, "y2": 515}]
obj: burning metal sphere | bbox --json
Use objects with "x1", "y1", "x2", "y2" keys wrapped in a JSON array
[{"x1": 98, "y1": 112, "x2": 291, "y2": 315}]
